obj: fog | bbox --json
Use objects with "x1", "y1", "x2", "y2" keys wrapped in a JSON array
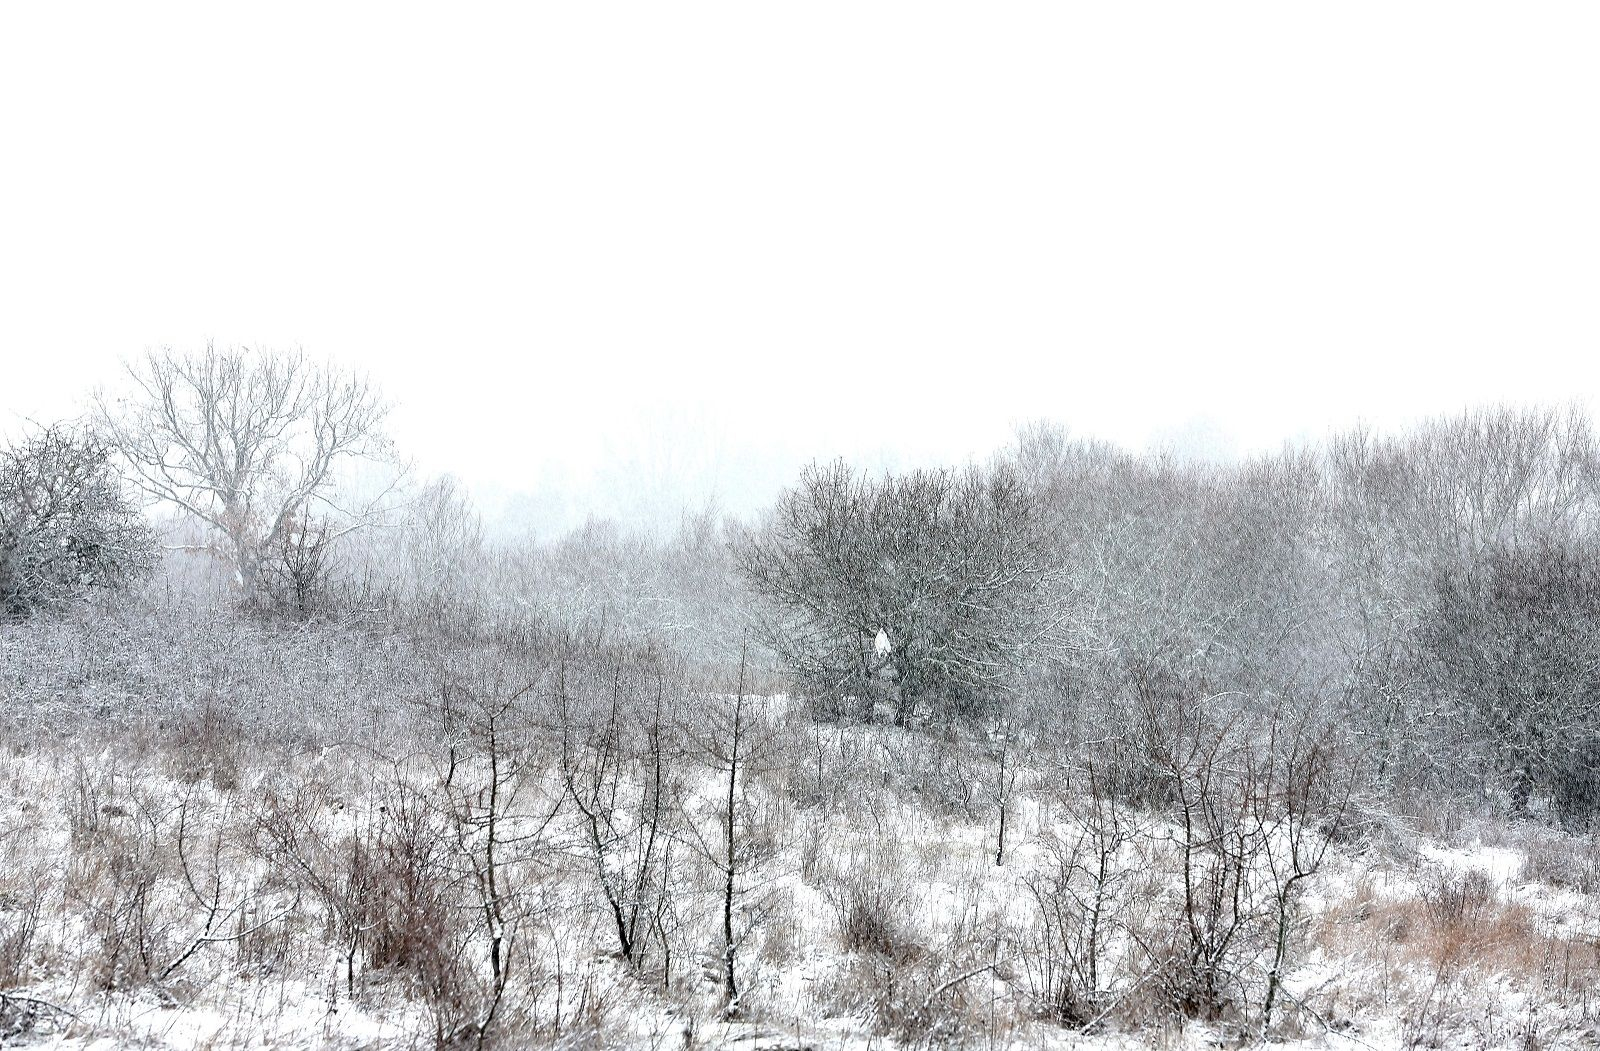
[
  {"x1": 7, "y1": 7, "x2": 1600, "y2": 1045},
  {"x1": 6, "y1": 4, "x2": 1599, "y2": 535}
]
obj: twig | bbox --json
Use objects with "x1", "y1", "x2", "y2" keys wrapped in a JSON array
[
  {"x1": 921, "y1": 958, "x2": 1005, "y2": 1012},
  {"x1": 0, "y1": 990, "x2": 82, "y2": 1020},
  {"x1": 160, "y1": 896, "x2": 300, "y2": 981}
]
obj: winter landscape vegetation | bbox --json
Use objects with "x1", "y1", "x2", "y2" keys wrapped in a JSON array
[
  {"x1": 6, "y1": 2, "x2": 1600, "y2": 1047},
  {"x1": 4, "y1": 345, "x2": 1600, "y2": 1049}
]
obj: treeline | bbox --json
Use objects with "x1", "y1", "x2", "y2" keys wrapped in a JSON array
[
  {"x1": 1013, "y1": 410, "x2": 1600, "y2": 829},
  {"x1": 7, "y1": 345, "x2": 1600, "y2": 1044},
  {"x1": 5, "y1": 346, "x2": 1600, "y2": 831},
  {"x1": 365, "y1": 405, "x2": 1600, "y2": 833}
]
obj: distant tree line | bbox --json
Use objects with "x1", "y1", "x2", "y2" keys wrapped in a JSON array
[{"x1": 8, "y1": 343, "x2": 1600, "y2": 828}]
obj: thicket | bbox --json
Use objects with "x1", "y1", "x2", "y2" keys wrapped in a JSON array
[{"x1": 5, "y1": 349, "x2": 1600, "y2": 1045}]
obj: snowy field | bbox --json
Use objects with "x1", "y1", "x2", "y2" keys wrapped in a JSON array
[{"x1": 3, "y1": 609, "x2": 1599, "y2": 1051}]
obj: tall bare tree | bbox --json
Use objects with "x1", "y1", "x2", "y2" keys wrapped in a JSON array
[{"x1": 94, "y1": 344, "x2": 400, "y2": 604}]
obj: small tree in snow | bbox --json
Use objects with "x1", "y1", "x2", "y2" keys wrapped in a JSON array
[
  {"x1": 0, "y1": 423, "x2": 156, "y2": 619},
  {"x1": 737, "y1": 458, "x2": 1055, "y2": 725}
]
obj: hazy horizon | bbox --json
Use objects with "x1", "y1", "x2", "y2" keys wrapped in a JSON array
[{"x1": 6, "y1": 3, "x2": 1598, "y2": 536}]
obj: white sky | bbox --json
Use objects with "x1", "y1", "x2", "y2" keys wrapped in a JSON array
[{"x1": 4, "y1": 3, "x2": 1598, "y2": 534}]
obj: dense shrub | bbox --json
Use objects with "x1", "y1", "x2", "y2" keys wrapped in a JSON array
[{"x1": 0, "y1": 424, "x2": 155, "y2": 620}]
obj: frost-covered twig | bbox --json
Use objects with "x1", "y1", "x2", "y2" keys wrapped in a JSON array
[
  {"x1": 920, "y1": 958, "x2": 1006, "y2": 1012},
  {"x1": 0, "y1": 990, "x2": 81, "y2": 1020}
]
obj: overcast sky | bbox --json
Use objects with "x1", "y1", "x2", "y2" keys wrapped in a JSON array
[{"x1": 4, "y1": 4, "x2": 1598, "y2": 535}]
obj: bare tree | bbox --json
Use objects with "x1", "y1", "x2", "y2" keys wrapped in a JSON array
[
  {"x1": 1257, "y1": 713, "x2": 1354, "y2": 1036},
  {"x1": 1322, "y1": 406, "x2": 1600, "y2": 791},
  {"x1": 990, "y1": 704, "x2": 1023, "y2": 866},
  {"x1": 435, "y1": 672, "x2": 563, "y2": 1047},
  {"x1": 737, "y1": 459, "x2": 1057, "y2": 725},
  {"x1": 676, "y1": 645, "x2": 783, "y2": 1018},
  {"x1": 556, "y1": 643, "x2": 682, "y2": 975},
  {"x1": 1022, "y1": 763, "x2": 1141, "y2": 1026},
  {"x1": 395, "y1": 474, "x2": 486, "y2": 625},
  {"x1": 0, "y1": 422, "x2": 156, "y2": 619},
  {"x1": 1421, "y1": 535, "x2": 1600, "y2": 825},
  {"x1": 94, "y1": 344, "x2": 401, "y2": 605}
]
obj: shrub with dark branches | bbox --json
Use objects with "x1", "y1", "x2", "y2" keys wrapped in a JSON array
[
  {"x1": 0, "y1": 423, "x2": 156, "y2": 620},
  {"x1": 737, "y1": 458, "x2": 1056, "y2": 725},
  {"x1": 1421, "y1": 536, "x2": 1600, "y2": 828}
]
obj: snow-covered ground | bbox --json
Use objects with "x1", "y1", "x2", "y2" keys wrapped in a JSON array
[
  {"x1": 0, "y1": 729, "x2": 1593, "y2": 1049},
  {"x1": 3, "y1": 709, "x2": 1599, "y2": 1049}
]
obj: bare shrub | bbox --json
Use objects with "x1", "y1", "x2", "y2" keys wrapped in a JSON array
[
  {"x1": 783, "y1": 720, "x2": 878, "y2": 822},
  {"x1": 1521, "y1": 833, "x2": 1600, "y2": 895},
  {"x1": 1021, "y1": 780, "x2": 1139, "y2": 1027},
  {"x1": 0, "y1": 422, "x2": 157, "y2": 621},
  {"x1": 1330, "y1": 872, "x2": 1583, "y2": 986},
  {"x1": 157, "y1": 796, "x2": 297, "y2": 990},
  {"x1": 365, "y1": 777, "x2": 466, "y2": 1027},
  {"x1": 69, "y1": 798, "x2": 168, "y2": 992},
  {"x1": 0, "y1": 872, "x2": 44, "y2": 989},
  {"x1": 1418, "y1": 867, "x2": 1499, "y2": 930},
  {"x1": 256, "y1": 508, "x2": 345, "y2": 619},
  {"x1": 435, "y1": 667, "x2": 567, "y2": 1045},
  {"x1": 1095, "y1": 688, "x2": 1358, "y2": 1033},
  {"x1": 823, "y1": 863, "x2": 918, "y2": 961},
  {"x1": 675, "y1": 649, "x2": 787, "y2": 1018},
  {"x1": 556, "y1": 642, "x2": 680, "y2": 976},
  {"x1": 162, "y1": 700, "x2": 249, "y2": 791},
  {"x1": 815, "y1": 853, "x2": 1010, "y2": 1044},
  {"x1": 854, "y1": 952, "x2": 1010, "y2": 1046}
]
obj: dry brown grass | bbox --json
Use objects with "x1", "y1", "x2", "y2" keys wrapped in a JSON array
[{"x1": 1318, "y1": 868, "x2": 1600, "y2": 994}]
